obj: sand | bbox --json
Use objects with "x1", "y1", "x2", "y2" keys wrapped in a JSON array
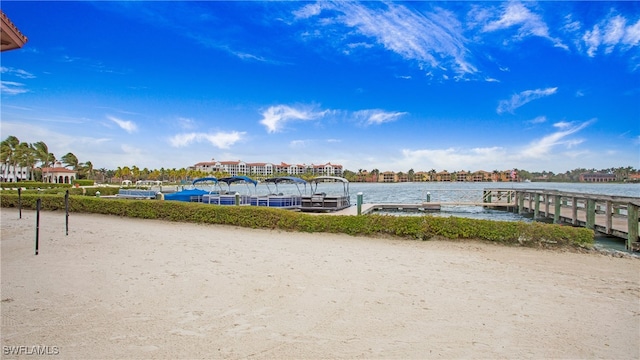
[{"x1": 1, "y1": 208, "x2": 639, "y2": 359}]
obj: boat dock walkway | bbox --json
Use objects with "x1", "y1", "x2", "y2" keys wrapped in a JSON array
[{"x1": 323, "y1": 188, "x2": 639, "y2": 250}]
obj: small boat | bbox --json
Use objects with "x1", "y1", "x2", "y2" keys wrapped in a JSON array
[
  {"x1": 164, "y1": 177, "x2": 219, "y2": 202},
  {"x1": 202, "y1": 176, "x2": 257, "y2": 205},
  {"x1": 251, "y1": 176, "x2": 308, "y2": 209},
  {"x1": 300, "y1": 176, "x2": 350, "y2": 212},
  {"x1": 117, "y1": 180, "x2": 162, "y2": 199}
]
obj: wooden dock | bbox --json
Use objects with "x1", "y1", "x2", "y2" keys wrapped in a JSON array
[
  {"x1": 501, "y1": 188, "x2": 639, "y2": 251},
  {"x1": 324, "y1": 188, "x2": 639, "y2": 251}
]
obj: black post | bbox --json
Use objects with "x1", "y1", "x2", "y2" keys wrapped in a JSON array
[
  {"x1": 18, "y1": 187, "x2": 22, "y2": 219},
  {"x1": 65, "y1": 190, "x2": 69, "y2": 236},
  {"x1": 35, "y1": 198, "x2": 41, "y2": 255}
]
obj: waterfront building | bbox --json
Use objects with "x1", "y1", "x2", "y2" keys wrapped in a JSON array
[
  {"x1": 579, "y1": 172, "x2": 616, "y2": 182},
  {"x1": 41, "y1": 162, "x2": 77, "y2": 184},
  {"x1": 192, "y1": 159, "x2": 343, "y2": 177},
  {"x1": 0, "y1": 164, "x2": 30, "y2": 182}
]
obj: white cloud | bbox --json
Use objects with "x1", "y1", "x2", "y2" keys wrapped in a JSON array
[
  {"x1": 107, "y1": 116, "x2": 138, "y2": 133},
  {"x1": 497, "y1": 87, "x2": 558, "y2": 114},
  {"x1": 518, "y1": 120, "x2": 594, "y2": 159},
  {"x1": 401, "y1": 146, "x2": 508, "y2": 171},
  {"x1": 528, "y1": 116, "x2": 547, "y2": 124},
  {"x1": 396, "y1": 120, "x2": 596, "y2": 172},
  {"x1": 290, "y1": 139, "x2": 309, "y2": 148},
  {"x1": 169, "y1": 131, "x2": 245, "y2": 149},
  {"x1": 0, "y1": 81, "x2": 28, "y2": 95},
  {"x1": 0, "y1": 67, "x2": 36, "y2": 79},
  {"x1": 354, "y1": 109, "x2": 408, "y2": 126},
  {"x1": 293, "y1": 2, "x2": 325, "y2": 20},
  {"x1": 177, "y1": 117, "x2": 196, "y2": 130},
  {"x1": 583, "y1": 13, "x2": 640, "y2": 57},
  {"x1": 480, "y1": 2, "x2": 566, "y2": 49},
  {"x1": 259, "y1": 105, "x2": 328, "y2": 133},
  {"x1": 295, "y1": 2, "x2": 476, "y2": 76}
]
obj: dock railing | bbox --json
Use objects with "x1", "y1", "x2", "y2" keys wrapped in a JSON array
[{"x1": 494, "y1": 188, "x2": 640, "y2": 250}]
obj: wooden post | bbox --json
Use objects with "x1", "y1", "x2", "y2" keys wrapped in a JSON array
[
  {"x1": 528, "y1": 193, "x2": 533, "y2": 213},
  {"x1": 627, "y1": 203, "x2": 639, "y2": 250},
  {"x1": 518, "y1": 192, "x2": 525, "y2": 214},
  {"x1": 586, "y1": 199, "x2": 596, "y2": 230},
  {"x1": 534, "y1": 193, "x2": 540, "y2": 219},
  {"x1": 544, "y1": 194, "x2": 551, "y2": 218},
  {"x1": 554, "y1": 195, "x2": 561, "y2": 224},
  {"x1": 571, "y1": 197, "x2": 578, "y2": 225},
  {"x1": 18, "y1": 187, "x2": 22, "y2": 219},
  {"x1": 606, "y1": 200, "x2": 612, "y2": 235}
]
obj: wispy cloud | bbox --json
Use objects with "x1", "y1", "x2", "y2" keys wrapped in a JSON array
[
  {"x1": 294, "y1": 2, "x2": 476, "y2": 77},
  {"x1": 259, "y1": 105, "x2": 329, "y2": 133},
  {"x1": 582, "y1": 13, "x2": 640, "y2": 57},
  {"x1": 477, "y1": 1, "x2": 566, "y2": 49},
  {"x1": 107, "y1": 116, "x2": 138, "y2": 133},
  {"x1": 169, "y1": 131, "x2": 245, "y2": 149},
  {"x1": 354, "y1": 109, "x2": 408, "y2": 126},
  {"x1": 0, "y1": 67, "x2": 36, "y2": 79},
  {"x1": 401, "y1": 146, "x2": 508, "y2": 171},
  {"x1": 497, "y1": 87, "x2": 558, "y2": 114},
  {"x1": 177, "y1": 117, "x2": 197, "y2": 130},
  {"x1": 527, "y1": 116, "x2": 547, "y2": 125},
  {"x1": 0, "y1": 81, "x2": 29, "y2": 95},
  {"x1": 519, "y1": 120, "x2": 594, "y2": 158}
]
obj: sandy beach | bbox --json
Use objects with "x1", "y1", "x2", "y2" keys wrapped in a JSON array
[{"x1": 1, "y1": 208, "x2": 638, "y2": 359}]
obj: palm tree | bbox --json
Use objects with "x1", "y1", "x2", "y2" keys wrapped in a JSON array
[
  {"x1": 82, "y1": 161, "x2": 94, "y2": 180},
  {"x1": 32, "y1": 141, "x2": 54, "y2": 183},
  {"x1": 429, "y1": 169, "x2": 436, "y2": 182},
  {"x1": 61, "y1": 152, "x2": 80, "y2": 170},
  {"x1": 0, "y1": 136, "x2": 20, "y2": 181},
  {"x1": 16, "y1": 141, "x2": 36, "y2": 181},
  {"x1": 131, "y1": 165, "x2": 140, "y2": 182}
]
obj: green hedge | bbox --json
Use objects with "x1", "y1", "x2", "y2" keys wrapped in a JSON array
[
  {"x1": 73, "y1": 179, "x2": 95, "y2": 186},
  {"x1": 0, "y1": 182, "x2": 72, "y2": 190},
  {"x1": 0, "y1": 186, "x2": 120, "y2": 196},
  {"x1": 0, "y1": 194, "x2": 594, "y2": 248}
]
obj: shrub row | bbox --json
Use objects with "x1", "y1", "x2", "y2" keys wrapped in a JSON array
[
  {"x1": 0, "y1": 187, "x2": 121, "y2": 196},
  {"x1": 73, "y1": 180, "x2": 95, "y2": 186},
  {"x1": 0, "y1": 194, "x2": 594, "y2": 248},
  {"x1": 0, "y1": 182, "x2": 72, "y2": 190}
]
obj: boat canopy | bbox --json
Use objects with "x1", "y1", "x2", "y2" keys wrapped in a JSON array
[
  {"x1": 218, "y1": 176, "x2": 258, "y2": 186},
  {"x1": 264, "y1": 176, "x2": 307, "y2": 184},
  {"x1": 309, "y1": 176, "x2": 349, "y2": 183},
  {"x1": 192, "y1": 177, "x2": 218, "y2": 185}
]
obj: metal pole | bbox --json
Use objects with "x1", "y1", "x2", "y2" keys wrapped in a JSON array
[
  {"x1": 35, "y1": 198, "x2": 41, "y2": 255},
  {"x1": 65, "y1": 189, "x2": 69, "y2": 235}
]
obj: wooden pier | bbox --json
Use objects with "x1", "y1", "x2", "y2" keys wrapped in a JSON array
[{"x1": 491, "y1": 188, "x2": 640, "y2": 251}]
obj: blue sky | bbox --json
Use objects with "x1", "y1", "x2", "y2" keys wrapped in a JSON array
[{"x1": 1, "y1": 1, "x2": 639, "y2": 173}]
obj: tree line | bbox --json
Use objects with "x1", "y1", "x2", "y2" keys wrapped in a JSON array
[
  {"x1": 0, "y1": 135, "x2": 92, "y2": 182},
  {"x1": 2, "y1": 135, "x2": 637, "y2": 184}
]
